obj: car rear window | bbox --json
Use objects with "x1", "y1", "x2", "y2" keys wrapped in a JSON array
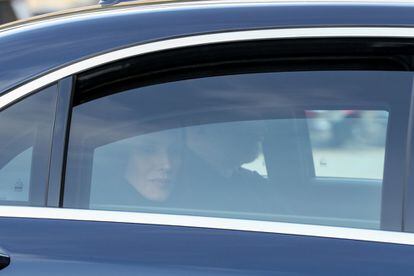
[{"x1": 64, "y1": 70, "x2": 413, "y2": 230}]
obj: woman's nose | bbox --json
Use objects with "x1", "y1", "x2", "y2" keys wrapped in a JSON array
[{"x1": 158, "y1": 152, "x2": 173, "y2": 171}]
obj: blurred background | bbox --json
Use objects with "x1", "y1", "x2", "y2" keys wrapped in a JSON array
[{"x1": 0, "y1": 0, "x2": 96, "y2": 24}]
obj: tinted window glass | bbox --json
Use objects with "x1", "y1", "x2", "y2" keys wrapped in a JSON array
[
  {"x1": 64, "y1": 71, "x2": 412, "y2": 229},
  {"x1": 307, "y1": 110, "x2": 388, "y2": 179},
  {"x1": 0, "y1": 85, "x2": 57, "y2": 205},
  {"x1": 0, "y1": 147, "x2": 32, "y2": 201}
]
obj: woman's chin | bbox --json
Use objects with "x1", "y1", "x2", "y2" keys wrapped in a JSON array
[{"x1": 143, "y1": 188, "x2": 170, "y2": 202}]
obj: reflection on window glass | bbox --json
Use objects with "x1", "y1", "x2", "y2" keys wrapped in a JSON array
[
  {"x1": 90, "y1": 121, "x2": 267, "y2": 210},
  {"x1": 65, "y1": 70, "x2": 413, "y2": 230},
  {"x1": 0, "y1": 85, "x2": 57, "y2": 205},
  {"x1": 307, "y1": 110, "x2": 388, "y2": 179},
  {"x1": 0, "y1": 147, "x2": 32, "y2": 201}
]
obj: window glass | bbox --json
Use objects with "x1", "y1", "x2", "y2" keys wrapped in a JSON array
[
  {"x1": 0, "y1": 85, "x2": 57, "y2": 205},
  {"x1": 64, "y1": 71, "x2": 412, "y2": 229},
  {"x1": 241, "y1": 144, "x2": 267, "y2": 178},
  {"x1": 0, "y1": 147, "x2": 32, "y2": 201},
  {"x1": 89, "y1": 121, "x2": 267, "y2": 211},
  {"x1": 307, "y1": 110, "x2": 388, "y2": 179}
]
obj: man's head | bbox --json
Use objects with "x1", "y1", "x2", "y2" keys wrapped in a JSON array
[{"x1": 185, "y1": 121, "x2": 264, "y2": 177}]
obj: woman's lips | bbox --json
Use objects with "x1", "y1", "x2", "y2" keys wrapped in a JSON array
[
  {"x1": 149, "y1": 178, "x2": 169, "y2": 186},
  {"x1": 150, "y1": 178, "x2": 168, "y2": 181}
]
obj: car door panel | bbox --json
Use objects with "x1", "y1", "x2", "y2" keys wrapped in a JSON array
[{"x1": 0, "y1": 216, "x2": 414, "y2": 275}]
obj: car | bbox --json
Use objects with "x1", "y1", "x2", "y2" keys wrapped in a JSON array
[{"x1": 1, "y1": 0, "x2": 414, "y2": 274}]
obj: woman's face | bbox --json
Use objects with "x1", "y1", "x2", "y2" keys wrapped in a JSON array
[{"x1": 125, "y1": 131, "x2": 182, "y2": 202}]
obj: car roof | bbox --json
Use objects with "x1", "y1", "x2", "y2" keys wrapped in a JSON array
[
  {"x1": 3, "y1": 0, "x2": 414, "y2": 30},
  {"x1": 2, "y1": 0, "x2": 414, "y2": 95}
]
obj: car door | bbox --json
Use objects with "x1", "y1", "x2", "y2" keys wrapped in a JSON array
[{"x1": 1, "y1": 28, "x2": 414, "y2": 275}]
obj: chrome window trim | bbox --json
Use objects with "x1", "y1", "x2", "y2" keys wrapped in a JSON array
[
  {"x1": 3, "y1": 27, "x2": 414, "y2": 108},
  {"x1": 0, "y1": 206, "x2": 413, "y2": 245}
]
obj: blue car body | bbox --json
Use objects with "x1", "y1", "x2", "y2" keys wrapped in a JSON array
[{"x1": 1, "y1": 1, "x2": 414, "y2": 275}]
